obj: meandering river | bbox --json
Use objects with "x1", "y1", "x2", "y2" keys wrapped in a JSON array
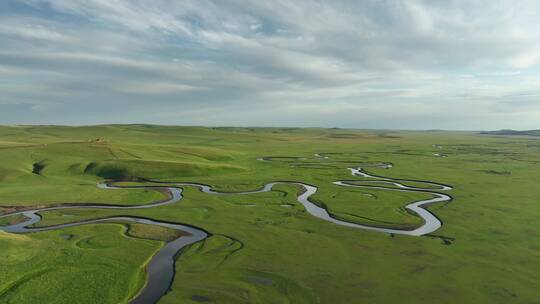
[{"x1": 0, "y1": 161, "x2": 452, "y2": 303}]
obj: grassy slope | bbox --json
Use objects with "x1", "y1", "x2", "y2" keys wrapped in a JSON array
[
  {"x1": 0, "y1": 125, "x2": 539, "y2": 303},
  {"x1": 0, "y1": 225, "x2": 162, "y2": 304}
]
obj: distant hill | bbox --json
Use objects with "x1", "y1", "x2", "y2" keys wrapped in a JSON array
[{"x1": 480, "y1": 129, "x2": 540, "y2": 136}]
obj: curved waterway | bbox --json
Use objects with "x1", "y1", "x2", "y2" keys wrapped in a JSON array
[
  {"x1": 0, "y1": 185, "x2": 208, "y2": 304},
  {"x1": 0, "y1": 160, "x2": 452, "y2": 303}
]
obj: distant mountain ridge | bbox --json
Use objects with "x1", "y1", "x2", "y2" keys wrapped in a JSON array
[{"x1": 480, "y1": 129, "x2": 540, "y2": 136}]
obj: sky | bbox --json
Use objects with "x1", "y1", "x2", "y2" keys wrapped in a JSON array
[{"x1": 0, "y1": 1, "x2": 539, "y2": 130}]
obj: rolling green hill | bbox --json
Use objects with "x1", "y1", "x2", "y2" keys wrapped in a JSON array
[{"x1": 1, "y1": 125, "x2": 539, "y2": 304}]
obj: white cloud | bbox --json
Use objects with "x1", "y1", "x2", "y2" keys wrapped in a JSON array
[
  {"x1": 0, "y1": 24, "x2": 70, "y2": 42},
  {"x1": 1, "y1": 0, "x2": 539, "y2": 129}
]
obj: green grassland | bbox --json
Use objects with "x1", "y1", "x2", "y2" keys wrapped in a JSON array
[
  {"x1": 0, "y1": 225, "x2": 162, "y2": 304},
  {"x1": 0, "y1": 125, "x2": 539, "y2": 303}
]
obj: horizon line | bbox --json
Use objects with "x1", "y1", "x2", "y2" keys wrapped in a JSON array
[{"x1": 1, "y1": 123, "x2": 537, "y2": 133}]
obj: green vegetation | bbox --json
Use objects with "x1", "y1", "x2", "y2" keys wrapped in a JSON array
[
  {"x1": 124, "y1": 222, "x2": 188, "y2": 242},
  {"x1": 0, "y1": 214, "x2": 29, "y2": 227},
  {"x1": 1, "y1": 125, "x2": 539, "y2": 303},
  {"x1": 0, "y1": 225, "x2": 162, "y2": 304}
]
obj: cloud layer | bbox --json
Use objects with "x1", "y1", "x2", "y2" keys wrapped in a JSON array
[{"x1": 1, "y1": 0, "x2": 539, "y2": 129}]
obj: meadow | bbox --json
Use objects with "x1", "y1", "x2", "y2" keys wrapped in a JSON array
[{"x1": 0, "y1": 125, "x2": 539, "y2": 303}]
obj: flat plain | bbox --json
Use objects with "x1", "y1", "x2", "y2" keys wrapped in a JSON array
[{"x1": 0, "y1": 125, "x2": 539, "y2": 304}]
